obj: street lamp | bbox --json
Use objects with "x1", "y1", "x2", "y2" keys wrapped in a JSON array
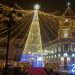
[
  {"x1": 3, "y1": 11, "x2": 14, "y2": 75},
  {"x1": 3, "y1": 9, "x2": 20, "y2": 75}
]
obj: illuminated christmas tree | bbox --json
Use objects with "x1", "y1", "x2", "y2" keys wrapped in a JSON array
[{"x1": 21, "y1": 4, "x2": 44, "y2": 67}]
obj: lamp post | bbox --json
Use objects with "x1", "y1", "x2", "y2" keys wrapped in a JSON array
[
  {"x1": 3, "y1": 12, "x2": 13, "y2": 75},
  {"x1": 3, "y1": 10, "x2": 17, "y2": 75},
  {"x1": 1, "y1": 6, "x2": 22, "y2": 74}
]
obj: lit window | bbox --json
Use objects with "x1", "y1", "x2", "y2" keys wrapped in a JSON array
[
  {"x1": 63, "y1": 29, "x2": 69, "y2": 38},
  {"x1": 63, "y1": 53, "x2": 68, "y2": 57}
]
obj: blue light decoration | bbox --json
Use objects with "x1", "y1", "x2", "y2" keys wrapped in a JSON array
[
  {"x1": 32, "y1": 54, "x2": 44, "y2": 67},
  {"x1": 71, "y1": 64, "x2": 75, "y2": 74},
  {"x1": 21, "y1": 54, "x2": 44, "y2": 67},
  {"x1": 21, "y1": 54, "x2": 31, "y2": 62}
]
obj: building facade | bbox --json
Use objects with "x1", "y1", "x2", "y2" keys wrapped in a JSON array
[{"x1": 43, "y1": 7, "x2": 75, "y2": 70}]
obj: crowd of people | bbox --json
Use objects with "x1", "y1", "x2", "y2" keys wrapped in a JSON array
[
  {"x1": 0, "y1": 61, "x2": 59, "y2": 75},
  {"x1": 0, "y1": 61, "x2": 31, "y2": 75}
]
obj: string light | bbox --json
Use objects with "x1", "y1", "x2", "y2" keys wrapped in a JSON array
[
  {"x1": 0, "y1": 4, "x2": 75, "y2": 65},
  {"x1": 40, "y1": 14, "x2": 58, "y2": 38},
  {"x1": 22, "y1": 6, "x2": 42, "y2": 54},
  {"x1": 10, "y1": 15, "x2": 32, "y2": 43},
  {"x1": 0, "y1": 12, "x2": 32, "y2": 42}
]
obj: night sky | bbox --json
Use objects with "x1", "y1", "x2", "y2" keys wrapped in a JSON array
[{"x1": 0, "y1": 0, "x2": 75, "y2": 13}]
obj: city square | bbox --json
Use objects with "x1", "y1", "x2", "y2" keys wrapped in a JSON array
[{"x1": 0, "y1": 0, "x2": 75, "y2": 75}]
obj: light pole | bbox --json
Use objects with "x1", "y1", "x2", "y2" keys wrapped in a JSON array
[
  {"x1": 4, "y1": 12, "x2": 13, "y2": 75},
  {"x1": 3, "y1": 10, "x2": 16, "y2": 75}
]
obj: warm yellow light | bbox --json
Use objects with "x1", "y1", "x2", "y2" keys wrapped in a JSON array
[
  {"x1": 65, "y1": 19, "x2": 68, "y2": 22},
  {"x1": 61, "y1": 57, "x2": 64, "y2": 61},
  {"x1": 28, "y1": 51, "x2": 31, "y2": 54},
  {"x1": 34, "y1": 4, "x2": 40, "y2": 10},
  {"x1": 55, "y1": 55, "x2": 56, "y2": 58},
  {"x1": 63, "y1": 29, "x2": 69, "y2": 38},
  {"x1": 23, "y1": 4, "x2": 42, "y2": 54},
  {"x1": 68, "y1": 2, "x2": 70, "y2": 6}
]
